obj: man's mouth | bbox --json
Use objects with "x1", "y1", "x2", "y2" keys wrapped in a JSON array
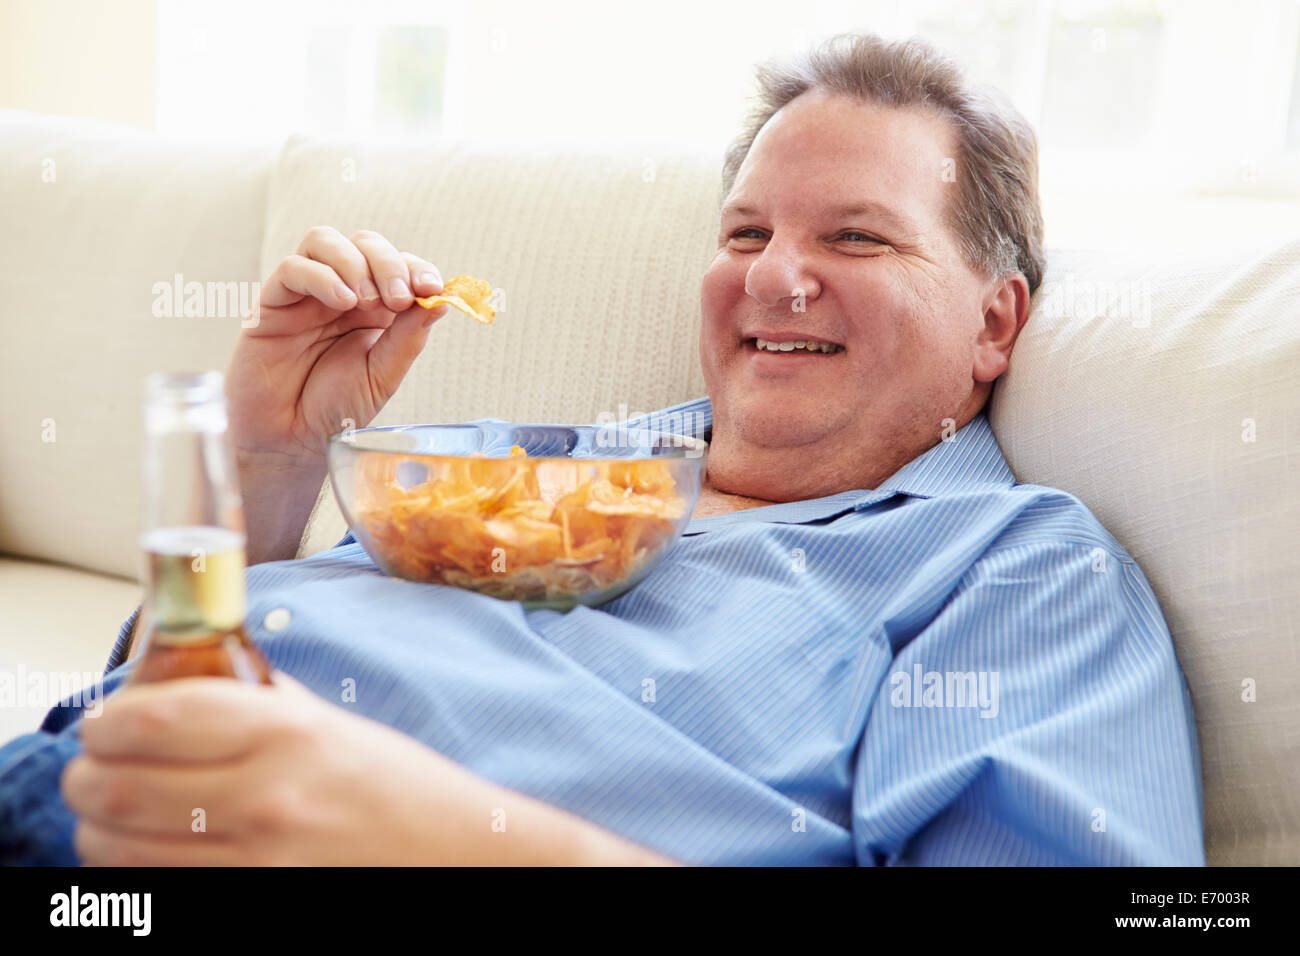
[{"x1": 743, "y1": 336, "x2": 846, "y2": 354}]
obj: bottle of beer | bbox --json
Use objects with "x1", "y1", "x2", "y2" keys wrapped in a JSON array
[{"x1": 129, "y1": 370, "x2": 273, "y2": 686}]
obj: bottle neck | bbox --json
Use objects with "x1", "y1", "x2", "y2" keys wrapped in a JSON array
[{"x1": 141, "y1": 376, "x2": 248, "y2": 644}]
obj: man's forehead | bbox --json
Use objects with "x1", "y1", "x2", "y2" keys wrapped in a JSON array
[{"x1": 724, "y1": 94, "x2": 953, "y2": 236}]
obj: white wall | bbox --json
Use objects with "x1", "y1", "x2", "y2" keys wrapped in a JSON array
[{"x1": 0, "y1": 0, "x2": 156, "y2": 129}]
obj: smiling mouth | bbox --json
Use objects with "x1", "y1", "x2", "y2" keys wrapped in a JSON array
[{"x1": 745, "y1": 337, "x2": 846, "y2": 354}]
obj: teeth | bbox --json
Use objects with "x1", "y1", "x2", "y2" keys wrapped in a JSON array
[{"x1": 753, "y1": 338, "x2": 843, "y2": 354}]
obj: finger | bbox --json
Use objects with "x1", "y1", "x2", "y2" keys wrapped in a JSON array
[
  {"x1": 268, "y1": 670, "x2": 319, "y2": 698},
  {"x1": 402, "y1": 253, "x2": 443, "y2": 297},
  {"x1": 75, "y1": 818, "x2": 249, "y2": 866},
  {"x1": 63, "y1": 753, "x2": 250, "y2": 837},
  {"x1": 296, "y1": 225, "x2": 383, "y2": 310},
  {"x1": 350, "y1": 229, "x2": 414, "y2": 312},
  {"x1": 366, "y1": 302, "x2": 448, "y2": 405},
  {"x1": 262, "y1": 254, "x2": 357, "y2": 311},
  {"x1": 80, "y1": 678, "x2": 300, "y2": 762}
]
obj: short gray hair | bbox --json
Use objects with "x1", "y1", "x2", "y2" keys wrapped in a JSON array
[{"x1": 722, "y1": 32, "x2": 1046, "y2": 295}]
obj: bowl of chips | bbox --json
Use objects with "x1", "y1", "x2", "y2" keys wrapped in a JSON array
[{"x1": 327, "y1": 421, "x2": 708, "y2": 609}]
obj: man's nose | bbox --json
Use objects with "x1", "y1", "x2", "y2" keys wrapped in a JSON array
[{"x1": 743, "y1": 239, "x2": 820, "y2": 308}]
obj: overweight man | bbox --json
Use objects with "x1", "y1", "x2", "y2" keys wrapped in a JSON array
[{"x1": 0, "y1": 33, "x2": 1203, "y2": 866}]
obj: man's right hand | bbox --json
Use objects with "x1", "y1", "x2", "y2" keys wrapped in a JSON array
[
  {"x1": 226, "y1": 226, "x2": 450, "y2": 469},
  {"x1": 224, "y1": 227, "x2": 451, "y2": 564}
]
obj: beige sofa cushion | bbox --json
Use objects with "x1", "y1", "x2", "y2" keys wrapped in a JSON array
[
  {"x1": 989, "y1": 238, "x2": 1300, "y2": 865},
  {"x1": 0, "y1": 557, "x2": 142, "y2": 746},
  {"x1": 259, "y1": 136, "x2": 724, "y2": 558},
  {"x1": 0, "y1": 109, "x2": 276, "y2": 580}
]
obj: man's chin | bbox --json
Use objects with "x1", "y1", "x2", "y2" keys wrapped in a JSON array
[{"x1": 717, "y1": 400, "x2": 838, "y2": 450}]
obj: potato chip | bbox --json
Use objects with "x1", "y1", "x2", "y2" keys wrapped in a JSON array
[{"x1": 414, "y1": 274, "x2": 496, "y2": 323}]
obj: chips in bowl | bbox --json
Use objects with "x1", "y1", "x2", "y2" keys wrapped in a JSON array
[{"x1": 328, "y1": 423, "x2": 707, "y2": 609}]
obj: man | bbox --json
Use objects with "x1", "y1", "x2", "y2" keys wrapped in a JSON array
[{"x1": 0, "y1": 33, "x2": 1203, "y2": 865}]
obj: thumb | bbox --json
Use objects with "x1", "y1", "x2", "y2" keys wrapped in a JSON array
[{"x1": 365, "y1": 304, "x2": 448, "y2": 404}]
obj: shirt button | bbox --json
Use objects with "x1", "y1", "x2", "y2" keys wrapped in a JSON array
[{"x1": 262, "y1": 607, "x2": 292, "y2": 632}]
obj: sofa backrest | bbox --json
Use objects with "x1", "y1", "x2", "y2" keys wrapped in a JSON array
[
  {"x1": 989, "y1": 239, "x2": 1300, "y2": 865},
  {"x1": 0, "y1": 109, "x2": 276, "y2": 580}
]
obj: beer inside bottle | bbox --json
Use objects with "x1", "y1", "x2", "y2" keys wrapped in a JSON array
[{"x1": 131, "y1": 371, "x2": 272, "y2": 686}]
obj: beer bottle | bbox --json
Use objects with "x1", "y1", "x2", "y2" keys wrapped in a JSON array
[{"x1": 129, "y1": 370, "x2": 273, "y2": 686}]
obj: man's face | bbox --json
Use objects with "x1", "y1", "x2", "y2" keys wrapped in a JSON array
[{"x1": 700, "y1": 90, "x2": 998, "y2": 457}]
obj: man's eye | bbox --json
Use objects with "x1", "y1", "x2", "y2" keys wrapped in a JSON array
[
  {"x1": 730, "y1": 228, "x2": 767, "y2": 240},
  {"x1": 838, "y1": 231, "x2": 883, "y2": 243}
]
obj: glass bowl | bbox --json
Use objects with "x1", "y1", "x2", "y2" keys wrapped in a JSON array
[{"x1": 327, "y1": 421, "x2": 708, "y2": 610}]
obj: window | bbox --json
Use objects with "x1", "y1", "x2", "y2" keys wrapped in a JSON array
[
  {"x1": 150, "y1": 0, "x2": 1300, "y2": 246},
  {"x1": 156, "y1": 0, "x2": 457, "y2": 139}
]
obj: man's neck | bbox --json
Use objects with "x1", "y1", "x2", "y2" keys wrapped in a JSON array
[{"x1": 701, "y1": 394, "x2": 985, "y2": 503}]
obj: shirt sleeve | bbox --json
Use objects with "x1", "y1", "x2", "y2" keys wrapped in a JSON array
[
  {"x1": 851, "y1": 539, "x2": 1205, "y2": 866},
  {"x1": 0, "y1": 729, "x2": 85, "y2": 865},
  {"x1": 103, "y1": 602, "x2": 143, "y2": 676},
  {"x1": 0, "y1": 662, "x2": 134, "y2": 865}
]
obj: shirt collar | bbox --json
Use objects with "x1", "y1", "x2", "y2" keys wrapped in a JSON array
[
  {"x1": 872, "y1": 412, "x2": 1017, "y2": 499},
  {"x1": 630, "y1": 396, "x2": 1015, "y2": 502}
]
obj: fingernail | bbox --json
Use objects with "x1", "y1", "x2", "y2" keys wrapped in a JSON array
[
  {"x1": 417, "y1": 272, "x2": 441, "y2": 290},
  {"x1": 334, "y1": 282, "x2": 356, "y2": 304},
  {"x1": 389, "y1": 277, "x2": 411, "y2": 299},
  {"x1": 360, "y1": 278, "x2": 380, "y2": 301}
]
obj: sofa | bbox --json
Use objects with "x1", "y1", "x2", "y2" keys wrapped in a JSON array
[{"x1": 1, "y1": 108, "x2": 1296, "y2": 865}]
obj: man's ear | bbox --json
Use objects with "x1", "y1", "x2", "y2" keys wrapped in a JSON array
[{"x1": 973, "y1": 272, "x2": 1031, "y2": 384}]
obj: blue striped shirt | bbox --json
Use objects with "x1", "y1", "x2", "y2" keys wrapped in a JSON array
[{"x1": 0, "y1": 396, "x2": 1204, "y2": 865}]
